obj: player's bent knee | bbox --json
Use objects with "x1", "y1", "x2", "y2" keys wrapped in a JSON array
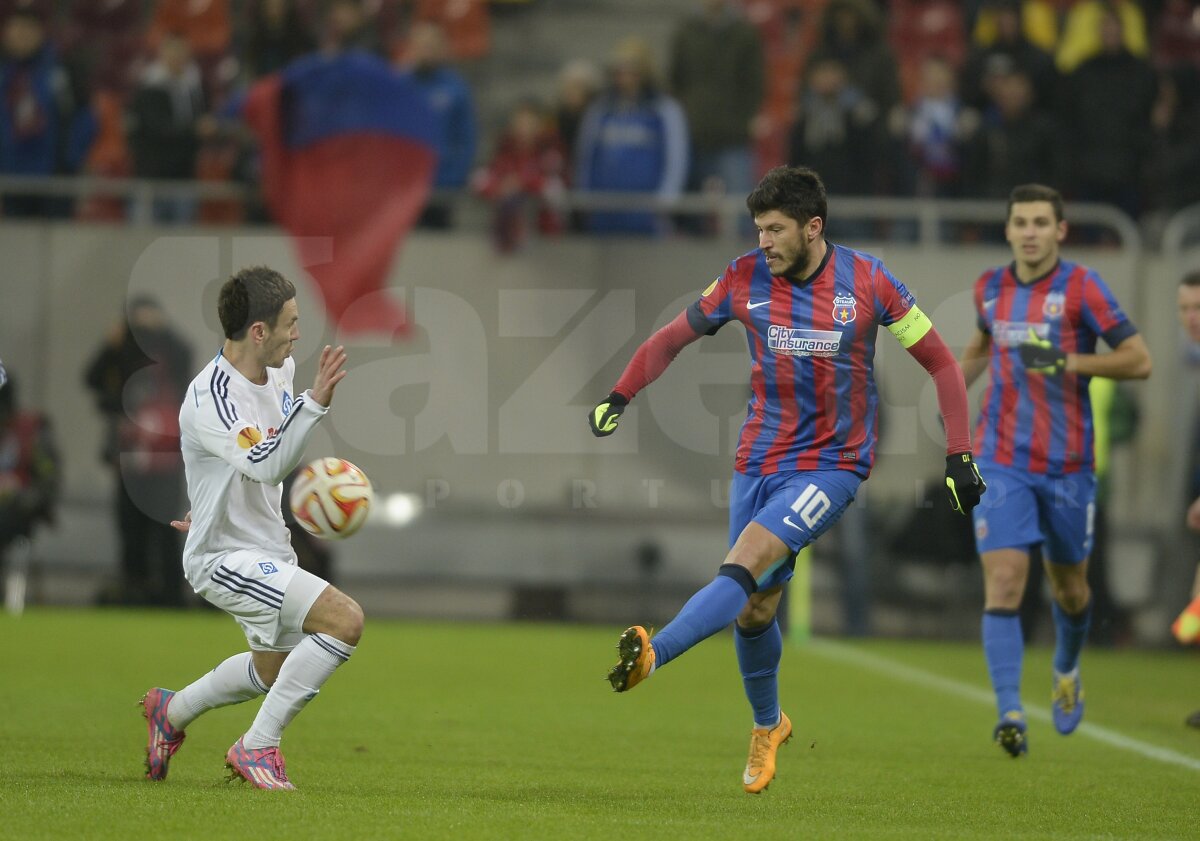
[
  {"x1": 339, "y1": 598, "x2": 365, "y2": 645},
  {"x1": 738, "y1": 601, "x2": 773, "y2": 627},
  {"x1": 304, "y1": 586, "x2": 365, "y2": 645},
  {"x1": 322, "y1": 597, "x2": 363, "y2": 646}
]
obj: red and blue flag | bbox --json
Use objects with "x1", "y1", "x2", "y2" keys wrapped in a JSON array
[{"x1": 242, "y1": 52, "x2": 439, "y2": 336}]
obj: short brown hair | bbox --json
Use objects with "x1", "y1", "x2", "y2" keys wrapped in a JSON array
[
  {"x1": 1181, "y1": 270, "x2": 1200, "y2": 288},
  {"x1": 1007, "y1": 183, "x2": 1064, "y2": 223},
  {"x1": 218, "y1": 266, "x2": 296, "y2": 340}
]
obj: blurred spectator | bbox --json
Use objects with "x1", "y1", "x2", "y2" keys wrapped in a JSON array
[
  {"x1": 76, "y1": 89, "x2": 133, "y2": 222},
  {"x1": 553, "y1": 58, "x2": 600, "y2": 171},
  {"x1": 961, "y1": 0, "x2": 1058, "y2": 113},
  {"x1": 744, "y1": 0, "x2": 827, "y2": 176},
  {"x1": 323, "y1": 0, "x2": 385, "y2": 56},
  {"x1": 127, "y1": 32, "x2": 216, "y2": 224},
  {"x1": 149, "y1": 0, "x2": 233, "y2": 63},
  {"x1": 399, "y1": 20, "x2": 478, "y2": 229},
  {"x1": 0, "y1": 373, "x2": 59, "y2": 599},
  {"x1": 963, "y1": 69, "x2": 1060, "y2": 200},
  {"x1": 1056, "y1": 0, "x2": 1148, "y2": 73},
  {"x1": 574, "y1": 36, "x2": 689, "y2": 236},
  {"x1": 0, "y1": 9, "x2": 96, "y2": 218},
  {"x1": 807, "y1": 0, "x2": 900, "y2": 118},
  {"x1": 1153, "y1": 0, "x2": 1200, "y2": 71},
  {"x1": 787, "y1": 56, "x2": 880, "y2": 199},
  {"x1": 669, "y1": 0, "x2": 765, "y2": 206},
  {"x1": 85, "y1": 297, "x2": 192, "y2": 607},
  {"x1": 1059, "y1": 8, "x2": 1155, "y2": 218},
  {"x1": 243, "y1": 0, "x2": 316, "y2": 80},
  {"x1": 900, "y1": 55, "x2": 974, "y2": 198},
  {"x1": 553, "y1": 59, "x2": 600, "y2": 233},
  {"x1": 61, "y1": 0, "x2": 146, "y2": 92},
  {"x1": 888, "y1": 0, "x2": 967, "y2": 104},
  {"x1": 1146, "y1": 64, "x2": 1200, "y2": 215},
  {"x1": 472, "y1": 99, "x2": 566, "y2": 253},
  {"x1": 971, "y1": 0, "x2": 1058, "y2": 52},
  {"x1": 411, "y1": 0, "x2": 491, "y2": 61}
]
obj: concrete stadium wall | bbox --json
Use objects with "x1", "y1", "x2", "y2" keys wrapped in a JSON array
[{"x1": 0, "y1": 221, "x2": 1166, "y2": 510}]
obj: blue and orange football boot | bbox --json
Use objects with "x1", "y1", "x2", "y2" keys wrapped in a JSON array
[{"x1": 140, "y1": 687, "x2": 186, "y2": 781}]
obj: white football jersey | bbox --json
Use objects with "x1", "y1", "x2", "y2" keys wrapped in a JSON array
[{"x1": 179, "y1": 351, "x2": 327, "y2": 575}]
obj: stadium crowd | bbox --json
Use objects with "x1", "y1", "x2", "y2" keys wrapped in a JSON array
[{"x1": 0, "y1": 0, "x2": 1197, "y2": 237}]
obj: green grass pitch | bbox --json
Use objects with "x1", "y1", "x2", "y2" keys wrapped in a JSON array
[{"x1": 1, "y1": 609, "x2": 1197, "y2": 840}]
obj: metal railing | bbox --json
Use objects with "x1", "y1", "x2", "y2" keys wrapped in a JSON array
[
  {"x1": 1161, "y1": 202, "x2": 1200, "y2": 258},
  {"x1": 0, "y1": 174, "x2": 1144, "y2": 249}
]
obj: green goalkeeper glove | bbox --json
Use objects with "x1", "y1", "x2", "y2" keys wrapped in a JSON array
[
  {"x1": 588, "y1": 392, "x2": 628, "y2": 437},
  {"x1": 1018, "y1": 327, "x2": 1066, "y2": 375},
  {"x1": 945, "y1": 452, "x2": 986, "y2": 515}
]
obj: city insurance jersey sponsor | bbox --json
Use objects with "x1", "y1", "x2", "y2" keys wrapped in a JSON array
[{"x1": 688, "y1": 244, "x2": 917, "y2": 476}]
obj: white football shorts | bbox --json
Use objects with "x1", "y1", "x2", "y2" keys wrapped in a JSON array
[{"x1": 189, "y1": 551, "x2": 328, "y2": 652}]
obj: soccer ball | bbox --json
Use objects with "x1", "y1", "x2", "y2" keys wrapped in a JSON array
[{"x1": 289, "y1": 457, "x2": 374, "y2": 540}]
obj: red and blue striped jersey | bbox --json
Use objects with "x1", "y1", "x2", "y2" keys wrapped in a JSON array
[
  {"x1": 687, "y1": 243, "x2": 916, "y2": 477},
  {"x1": 972, "y1": 259, "x2": 1137, "y2": 474}
]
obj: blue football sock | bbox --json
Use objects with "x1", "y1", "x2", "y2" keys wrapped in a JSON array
[
  {"x1": 1052, "y1": 598, "x2": 1092, "y2": 675},
  {"x1": 734, "y1": 619, "x2": 782, "y2": 728},
  {"x1": 651, "y1": 564, "x2": 755, "y2": 667},
  {"x1": 982, "y1": 609, "x2": 1024, "y2": 717}
]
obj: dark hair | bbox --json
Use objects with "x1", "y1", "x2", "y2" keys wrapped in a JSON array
[
  {"x1": 218, "y1": 266, "x2": 296, "y2": 340},
  {"x1": 746, "y1": 166, "x2": 828, "y2": 226},
  {"x1": 1181, "y1": 270, "x2": 1200, "y2": 288},
  {"x1": 1007, "y1": 183, "x2": 1064, "y2": 223}
]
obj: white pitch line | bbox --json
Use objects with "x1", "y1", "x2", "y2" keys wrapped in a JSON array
[{"x1": 809, "y1": 639, "x2": 1200, "y2": 772}]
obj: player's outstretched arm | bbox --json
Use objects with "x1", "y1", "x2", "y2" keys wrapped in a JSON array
[
  {"x1": 310, "y1": 344, "x2": 348, "y2": 408},
  {"x1": 896, "y1": 318, "x2": 986, "y2": 515},
  {"x1": 588, "y1": 311, "x2": 703, "y2": 437}
]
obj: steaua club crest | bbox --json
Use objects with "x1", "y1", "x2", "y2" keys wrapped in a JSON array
[
  {"x1": 1042, "y1": 291, "x2": 1065, "y2": 319},
  {"x1": 832, "y1": 293, "x2": 857, "y2": 325}
]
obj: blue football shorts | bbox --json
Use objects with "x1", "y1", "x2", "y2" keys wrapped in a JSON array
[
  {"x1": 971, "y1": 460, "x2": 1096, "y2": 565},
  {"x1": 730, "y1": 468, "x2": 863, "y2": 590}
]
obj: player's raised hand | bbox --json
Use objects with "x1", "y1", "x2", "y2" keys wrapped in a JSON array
[
  {"x1": 945, "y1": 452, "x2": 986, "y2": 515},
  {"x1": 1018, "y1": 327, "x2": 1066, "y2": 375},
  {"x1": 170, "y1": 510, "x2": 192, "y2": 532},
  {"x1": 588, "y1": 392, "x2": 628, "y2": 437},
  {"x1": 310, "y1": 345, "x2": 348, "y2": 408}
]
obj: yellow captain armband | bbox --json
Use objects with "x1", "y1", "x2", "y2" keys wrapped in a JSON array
[{"x1": 887, "y1": 305, "x2": 932, "y2": 349}]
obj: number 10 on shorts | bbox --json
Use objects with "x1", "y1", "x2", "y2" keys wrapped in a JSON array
[{"x1": 790, "y1": 483, "x2": 831, "y2": 529}]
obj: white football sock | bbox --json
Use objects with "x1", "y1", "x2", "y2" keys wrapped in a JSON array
[
  {"x1": 242, "y1": 633, "x2": 354, "y2": 749},
  {"x1": 168, "y1": 652, "x2": 269, "y2": 730}
]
